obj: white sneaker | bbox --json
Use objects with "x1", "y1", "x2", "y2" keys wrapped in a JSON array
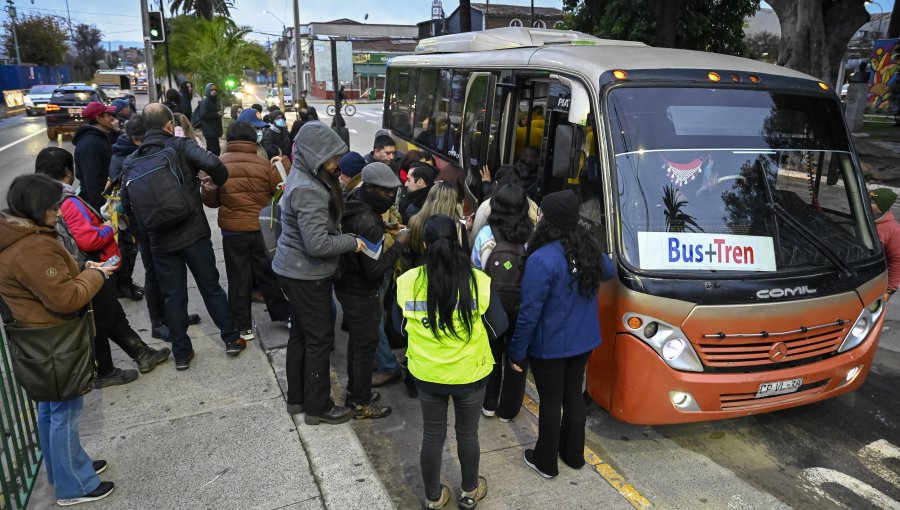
[
  {"x1": 57, "y1": 482, "x2": 115, "y2": 506},
  {"x1": 240, "y1": 329, "x2": 255, "y2": 341},
  {"x1": 481, "y1": 407, "x2": 495, "y2": 417},
  {"x1": 498, "y1": 417, "x2": 511, "y2": 423}
]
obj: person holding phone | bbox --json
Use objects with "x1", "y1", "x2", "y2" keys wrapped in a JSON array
[{"x1": 0, "y1": 174, "x2": 117, "y2": 506}]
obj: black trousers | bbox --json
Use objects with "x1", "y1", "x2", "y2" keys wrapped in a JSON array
[
  {"x1": 334, "y1": 289, "x2": 381, "y2": 405},
  {"x1": 205, "y1": 136, "x2": 221, "y2": 156},
  {"x1": 92, "y1": 274, "x2": 145, "y2": 376},
  {"x1": 138, "y1": 229, "x2": 165, "y2": 325},
  {"x1": 116, "y1": 226, "x2": 139, "y2": 290},
  {"x1": 222, "y1": 232, "x2": 290, "y2": 331},
  {"x1": 153, "y1": 237, "x2": 239, "y2": 358},
  {"x1": 482, "y1": 312, "x2": 528, "y2": 420},
  {"x1": 529, "y1": 351, "x2": 591, "y2": 477},
  {"x1": 279, "y1": 276, "x2": 337, "y2": 415}
]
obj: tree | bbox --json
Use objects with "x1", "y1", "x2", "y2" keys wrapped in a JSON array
[
  {"x1": 161, "y1": 16, "x2": 271, "y2": 100},
  {"x1": 561, "y1": 0, "x2": 760, "y2": 56},
  {"x1": 68, "y1": 24, "x2": 106, "y2": 80},
  {"x1": 169, "y1": 0, "x2": 233, "y2": 20},
  {"x1": 744, "y1": 31, "x2": 780, "y2": 63},
  {"x1": 768, "y1": 0, "x2": 869, "y2": 86},
  {"x1": 2, "y1": 14, "x2": 68, "y2": 66}
]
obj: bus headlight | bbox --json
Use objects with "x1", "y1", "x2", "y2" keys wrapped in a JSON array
[
  {"x1": 624, "y1": 313, "x2": 703, "y2": 372},
  {"x1": 838, "y1": 298, "x2": 883, "y2": 353},
  {"x1": 669, "y1": 391, "x2": 701, "y2": 411}
]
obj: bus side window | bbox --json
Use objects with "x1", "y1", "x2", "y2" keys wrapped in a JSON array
[
  {"x1": 386, "y1": 67, "x2": 417, "y2": 137},
  {"x1": 413, "y1": 69, "x2": 439, "y2": 148}
]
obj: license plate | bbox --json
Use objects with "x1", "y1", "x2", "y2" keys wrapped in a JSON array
[
  {"x1": 68, "y1": 108, "x2": 82, "y2": 114},
  {"x1": 755, "y1": 377, "x2": 803, "y2": 398}
]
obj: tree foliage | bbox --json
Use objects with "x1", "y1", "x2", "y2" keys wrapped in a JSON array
[
  {"x1": 768, "y1": 0, "x2": 869, "y2": 85},
  {"x1": 561, "y1": 0, "x2": 760, "y2": 56},
  {"x1": 68, "y1": 24, "x2": 106, "y2": 81},
  {"x1": 2, "y1": 14, "x2": 68, "y2": 66},
  {"x1": 743, "y1": 31, "x2": 780, "y2": 63},
  {"x1": 169, "y1": 0, "x2": 233, "y2": 20},
  {"x1": 161, "y1": 16, "x2": 271, "y2": 95}
]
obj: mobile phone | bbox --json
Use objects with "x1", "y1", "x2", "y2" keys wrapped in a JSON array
[{"x1": 100, "y1": 255, "x2": 120, "y2": 268}]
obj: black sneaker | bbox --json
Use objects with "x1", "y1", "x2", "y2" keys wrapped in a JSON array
[
  {"x1": 187, "y1": 314, "x2": 201, "y2": 326},
  {"x1": 353, "y1": 401, "x2": 392, "y2": 419},
  {"x1": 344, "y1": 391, "x2": 380, "y2": 408},
  {"x1": 94, "y1": 368, "x2": 138, "y2": 389},
  {"x1": 150, "y1": 323, "x2": 172, "y2": 341},
  {"x1": 135, "y1": 347, "x2": 171, "y2": 373},
  {"x1": 92, "y1": 460, "x2": 107, "y2": 475},
  {"x1": 56, "y1": 481, "x2": 115, "y2": 506},
  {"x1": 523, "y1": 449, "x2": 556, "y2": 479},
  {"x1": 117, "y1": 282, "x2": 144, "y2": 301},
  {"x1": 225, "y1": 338, "x2": 247, "y2": 357},
  {"x1": 175, "y1": 351, "x2": 195, "y2": 371}
]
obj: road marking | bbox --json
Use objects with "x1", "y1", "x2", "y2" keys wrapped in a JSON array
[
  {"x1": 0, "y1": 128, "x2": 46, "y2": 153},
  {"x1": 800, "y1": 467, "x2": 900, "y2": 509},
  {"x1": 349, "y1": 129, "x2": 358, "y2": 134},
  {"x1": 859, "y1": 439, "x2": 900, "y2": 487},
  {"x1": 366, "y1": 119, "x2": 378, "y2": 124},
  {"x1": 521, "y1": 393, "x2": 652, "y2": 509}
]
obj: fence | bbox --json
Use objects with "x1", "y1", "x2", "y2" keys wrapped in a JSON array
[{"x1": 0, "y1": 322, "x2": 42, "y2": 510}]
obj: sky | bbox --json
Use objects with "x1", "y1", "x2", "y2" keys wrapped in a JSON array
[{"x1": 9, "y1": 0, "x2": 895, "y2": 47}]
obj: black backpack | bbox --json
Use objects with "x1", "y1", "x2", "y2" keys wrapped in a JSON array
[
  {"x1": 483, "y1": 238, "x2": 526, "y2": 313},
  {"x1": 123, "y1": 143, "x2": 194, "y2": 231}
]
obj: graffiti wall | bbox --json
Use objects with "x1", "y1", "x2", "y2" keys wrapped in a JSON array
[{"x1": 868, "y1": 38, "x2": 899, "y2": 112}]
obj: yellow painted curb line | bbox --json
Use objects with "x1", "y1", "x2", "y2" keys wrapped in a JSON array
[{"x1": 522, "y1": 393, "x2": 652, "y2": 510}]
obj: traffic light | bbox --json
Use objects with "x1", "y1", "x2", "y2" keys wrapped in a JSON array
[
  {"x1": 224, "y1": 78, "x2": 237, "y2": 90},
  {"x1": 148, "y1": 11, "x2": 165, "y2": 43}
]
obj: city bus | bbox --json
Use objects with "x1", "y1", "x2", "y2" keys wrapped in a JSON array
[{"x1": 382, "y1": 27, "x2": 887, "y2": 424}]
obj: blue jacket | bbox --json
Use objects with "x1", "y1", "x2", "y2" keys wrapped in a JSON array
[{"x1": 508, "y1": 241, "x2": 614, "y2": 361}]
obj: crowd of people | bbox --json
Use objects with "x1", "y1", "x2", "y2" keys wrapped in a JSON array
[{"x1": 0, "y1": 83, "x2": 614, "y2": 509}]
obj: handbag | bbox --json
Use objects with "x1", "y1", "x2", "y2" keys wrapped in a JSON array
[
  {"x1": 3, "y1": 309, "x2": 97, "y2": 402},
  {"x1": 259, "y1": 158, "x2": 289, "y2": 261}
]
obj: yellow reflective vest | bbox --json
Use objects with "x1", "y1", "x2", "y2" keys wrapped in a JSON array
[{"x1": 396, "y1": 266, "x2": 493, "y2": 385}]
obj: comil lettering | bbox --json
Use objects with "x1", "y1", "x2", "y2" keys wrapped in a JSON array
[
  {"x1": 668, "y1": 237, "x2": 755, "y2": 265},
  {"x1": 756, "y1": 286, "x2": 817, "y2": 299}
]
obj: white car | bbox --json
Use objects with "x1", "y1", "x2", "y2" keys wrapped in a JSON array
[
  {"x1": 24, "y1": 84, "x2": 57, "y2": 116},
  {"x1": 266, "y1": 87, "x2": 295, "y2": 111}
]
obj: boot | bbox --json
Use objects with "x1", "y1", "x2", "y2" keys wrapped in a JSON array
[
  {"x1": 120, "y1": 332, "x2": 171, "y2": 373},
  {"x1": 117, "y1": 281, "x2": 144, "y2": 301}
]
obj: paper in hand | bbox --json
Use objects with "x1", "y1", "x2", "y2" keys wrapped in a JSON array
[{"x1": 356, "y1": 235, "x2": 384, "y2": 260}]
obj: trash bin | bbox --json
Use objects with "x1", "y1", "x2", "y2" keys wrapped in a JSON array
[{"x1": 368, "y1": 87, "x2": 377, "y2": 101}]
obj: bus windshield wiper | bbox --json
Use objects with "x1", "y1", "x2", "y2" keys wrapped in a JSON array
[{"x1": 766, "y1": 202, "x2": 856, "y2": 278}]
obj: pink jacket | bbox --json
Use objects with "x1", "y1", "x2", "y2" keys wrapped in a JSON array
[{"x1": 876, "y1": 211, "x2": 900, "y2": 291}]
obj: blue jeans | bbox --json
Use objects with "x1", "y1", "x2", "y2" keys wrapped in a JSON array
[
  {"x1": 37, "y1": 397, "x2": 101, "y2": 500},
  {"x1": 153, "y1": 237, "x2": 240, "y2": 358}
]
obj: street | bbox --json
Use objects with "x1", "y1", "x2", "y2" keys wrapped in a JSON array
[{"x1": 5, "y1": 92, "x2": 900, "y2": 509}]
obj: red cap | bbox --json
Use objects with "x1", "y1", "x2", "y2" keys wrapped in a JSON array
[{"x1": 82, "y1": 102, "x2": 117, "y2": 120}]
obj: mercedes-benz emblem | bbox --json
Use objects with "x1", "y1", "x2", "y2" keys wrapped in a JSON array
[{"x1": 769, "y1": 342, "x2": 788, "y2": 362}]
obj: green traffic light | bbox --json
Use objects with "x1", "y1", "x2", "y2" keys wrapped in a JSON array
[{"x1": 225, "y1": 79, "x2": 236, "y2": 89}]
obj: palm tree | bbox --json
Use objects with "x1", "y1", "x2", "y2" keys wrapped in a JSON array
[
  {"x1": 169, "y1": 0, "x2": 233, "y2": 20},
  {"x1": 663, "y1": 184, "x2": 702, "y2": 233}
]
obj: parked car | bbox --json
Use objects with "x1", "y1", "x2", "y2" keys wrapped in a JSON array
[
  {"x1": 265, "y1": 87, "x2": 295, "y2": 111},
  {"x1": 134, "y1": 77, "x2": 148, "y2": 94},
  {"x1": 45, "y1": 85, "x2": 110, "y2": 140},
  {"x1": 23, "y1": 84, "x2": 57, "y2": 116}
]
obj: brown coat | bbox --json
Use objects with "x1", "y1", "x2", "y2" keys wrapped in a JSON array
[
  {"x1": 0, "y1": 212, "x2": 104, "y2": 327},
  {"x1": 201, "y1": 140, "x2": 282, "y2": 233}
]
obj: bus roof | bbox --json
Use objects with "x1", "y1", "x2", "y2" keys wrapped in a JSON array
[{"x1": 395, "y1": 28, "x2": 817, "y2": 85}]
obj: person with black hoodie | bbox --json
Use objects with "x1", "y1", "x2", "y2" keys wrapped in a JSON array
[
  {"x1": 336, "y1": 162, "x2": 410, "y2": 420},
  {"x1": 163, "y1": 88, "x2": 182, "y2": 114},
  {"x1": 73, "y1": 102, "x2": 118, "y2": 211},
  {"x1": 107, "y1": 115, "x2": 144, "y2": 301},
  {"x1": 179, "y1": 81, "x2": 194, "y2": 119},
  {"x1": 262, "y1": 110, "x2": 292, "y2": 160},
  {"x1": 399, "y1": 162, "x2": 436, "y2": 224},
  {"x1": 197, "y1": 82, "x2": 224, "y2": 155}
]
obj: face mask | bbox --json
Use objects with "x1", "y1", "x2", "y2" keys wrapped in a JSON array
[
  {"x1": 256, "y1": 130, "x2": 263, "y2": 143},
  {"x1": 275, "y1": 118, "x2": 286, "y2": 128}
]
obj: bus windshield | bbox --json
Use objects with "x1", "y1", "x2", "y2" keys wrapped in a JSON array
[{"x1": 608, "y1": 86, "x2": 877, "y2": 275}]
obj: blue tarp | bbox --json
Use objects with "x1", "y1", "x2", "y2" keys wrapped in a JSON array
[{"x1": 0, "y1": 65, "x2": 71, "y2": 91}]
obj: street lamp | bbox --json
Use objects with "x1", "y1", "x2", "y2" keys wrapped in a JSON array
[{"x1": 4, "y1": 0, "x2": 22, "y2": 65}]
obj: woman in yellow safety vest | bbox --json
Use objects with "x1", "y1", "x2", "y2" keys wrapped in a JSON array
[{"x1": 394, "y1": 214, "x2": 508, "y2": 510}]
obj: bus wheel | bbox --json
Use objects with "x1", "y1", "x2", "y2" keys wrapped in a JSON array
[{"x1": 46, "y1": 128, "x2": 56, "y2": 140}]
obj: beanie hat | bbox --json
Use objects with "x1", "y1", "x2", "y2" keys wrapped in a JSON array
[
  {"x1": 540, "y1": 190, "x2": 581, "y2": 231},
  {"x1": 339, "y1": 152, "x2": 366, "y2": 178},
  {"x1": 871, "y1": 188, "x2": 897, "y2": 218}
]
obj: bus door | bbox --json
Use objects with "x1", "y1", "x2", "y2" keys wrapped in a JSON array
[{"x1": 460, "y1": 72, "x2": 497, "y2": 202}]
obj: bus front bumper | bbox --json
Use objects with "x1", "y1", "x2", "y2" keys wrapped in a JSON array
[{"x1": 605, "y1": 314, "x2": 883, "y2": 425}]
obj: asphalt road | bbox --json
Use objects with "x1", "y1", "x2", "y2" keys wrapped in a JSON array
[{"x1": 2, "y1": 94, "x2": 899, "y2": 509}]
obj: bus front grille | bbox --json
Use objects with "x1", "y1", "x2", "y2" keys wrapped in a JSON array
[{"x1": 695, "y1": 325, "x2": 847, "y2": 371}]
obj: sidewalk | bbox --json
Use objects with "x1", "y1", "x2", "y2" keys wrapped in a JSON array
[{"x1": 27, "y1": 206, "x2": 392, "y2": 509}]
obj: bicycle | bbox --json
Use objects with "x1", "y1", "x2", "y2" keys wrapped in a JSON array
[{"x1": 326, "y1": 102, "x2": 357, "y2": 117}]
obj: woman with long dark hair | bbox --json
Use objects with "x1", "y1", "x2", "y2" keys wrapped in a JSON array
[
  {"x1": 0, "y1": 174, "x2": 117, "y2": 505},
  {"x1": 395, "y1": 215, "x2": 507, "y2": 509},
  {"x1": 471, "y1": 183, "x2": 532, "y2": 421},
  {"x1": 508, "y1": 189, "x2": 614, "y2": 479}
]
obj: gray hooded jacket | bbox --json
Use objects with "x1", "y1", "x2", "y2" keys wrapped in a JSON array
[{"x1": 272, "y1": 121, "x2": 355, "y2": 280}]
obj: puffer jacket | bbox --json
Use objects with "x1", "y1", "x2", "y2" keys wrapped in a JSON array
[
  {"x1": 262, "y1": 124, "x2": 292, "y2": 160},
  {"x1": 272, "y1": 121, "x2": 357, "y2": 281},
  {"x1": 197, "y1": 83, "x2": 223, "y2": 138},
  {"x1": 0, "y1": 211, "x2": 104, "y2": 327},
  {"x1": 73, "y1": 124, "x2": 113, "y2": 211},
  {"x1": 201, "y1": 140, "x2": 281, "y2": 233},
  {"x1": 59, "y1": 186, "x2": 119, "y2": 263}
]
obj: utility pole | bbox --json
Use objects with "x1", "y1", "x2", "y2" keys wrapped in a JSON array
[
  {"x1": 5, "y1": 0, "x2": 22, "y2": 65},
  {"x1": 160, "y1": 5, "x2": 173, "y2": 89},
  {"x1": 140, "y1": 0, "x2": 157, "y2": 102},
  {"x1": 293, "y1": 0, "x2": 303, "y2": 98}
]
